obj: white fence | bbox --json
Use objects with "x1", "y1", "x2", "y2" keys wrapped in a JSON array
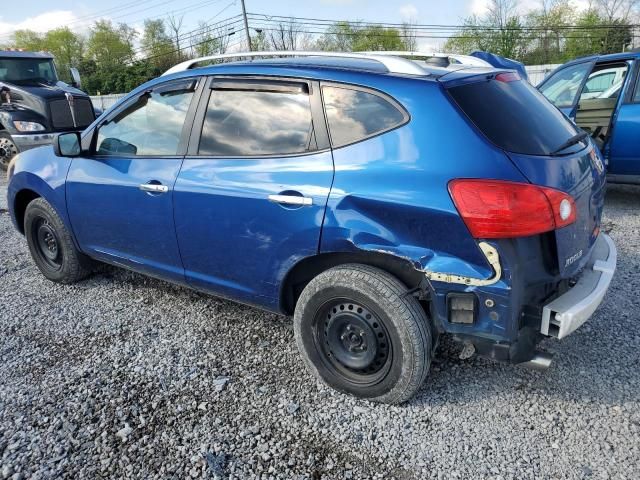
[
  {"x1": 90, "y1": 94, "x2": 126, "y2": 111},
  {"x1": 89, "y1": 63, "x2": 562, "y2": 108},
  {"x1": 525, "y1": 64, "x2": 561, "y2": 86}
]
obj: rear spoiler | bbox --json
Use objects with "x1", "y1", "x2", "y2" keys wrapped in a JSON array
[{"x1": 469, "y1": 51, "x2": 529, "y2": 82}]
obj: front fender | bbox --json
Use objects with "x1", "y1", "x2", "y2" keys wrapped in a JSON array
[{"x1": 7, "y1": 147, "x2": 74, "y2": 239}]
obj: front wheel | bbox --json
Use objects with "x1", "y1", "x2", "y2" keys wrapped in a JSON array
[
  {"x1": 24, "y1": 198, "x2": 93, "y2": 284},
  {"x1": 0, "y1": 131, "x2": 18, "y2": 171},
  {"x1": 294, "y1": 264, "x2": 432, "y2": 404}
]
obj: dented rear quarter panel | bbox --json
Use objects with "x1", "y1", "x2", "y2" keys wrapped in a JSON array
[{"x1": 319, "y1": 76, "x2": 530, "y2": 340}]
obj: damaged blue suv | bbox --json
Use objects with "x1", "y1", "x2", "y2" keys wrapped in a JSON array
[{"x1": 6, "y1": 52, "x2": 616, "y2": 404}]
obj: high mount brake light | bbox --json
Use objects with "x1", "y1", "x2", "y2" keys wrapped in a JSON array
[
  {"x1": 494, "y1": 72, "x2": 520, "y2": 83},
  {"x1": 449, "y1": 179, "x2": 577, "y2": 239}
]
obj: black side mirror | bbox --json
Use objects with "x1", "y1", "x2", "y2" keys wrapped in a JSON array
[{"x1": 53, "y1": 132, "x2": 82, "y2": 157}]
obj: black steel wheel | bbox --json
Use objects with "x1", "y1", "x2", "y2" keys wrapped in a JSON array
[
  {"x1": 31, "y1": 217, "x2": 63, "y2": 271},
  {"x1": 24, "y1": 198, "x2": 93, "y2": 283},
  {"x1": 294, "y1": 264, "x2": 432, "y2": 404},
  {"x1": 316, "y1": 299, "x2": 392, "y2": 386},
  {"x1": 0, "y1": 132, "x2": 18, "y2": 171}
]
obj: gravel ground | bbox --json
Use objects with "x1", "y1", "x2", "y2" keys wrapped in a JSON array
[{"x1": 0, "y1": 174, "x2": 639, "y2": 480}]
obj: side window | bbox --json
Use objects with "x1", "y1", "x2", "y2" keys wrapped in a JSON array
[
  {"x1": 322, "y1": 85, "x2": 406, "y2": 147},
  {"x1": 634, "y1": 71, "x2": 640, "y2": 103},
  {"x1": 539, "y1": 62, "x2": 592, "y2": 108},
  {"x1": 96, "y1": 80, "x2": 195, "y2": 156},
  {"x1": 198, "y1": 82, "x2": 316, "y2": 156}
]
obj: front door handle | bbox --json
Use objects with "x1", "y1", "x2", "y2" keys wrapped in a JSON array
[
  {"x1": 139, "y1": 183, "x2": 169, "y2": 194},
  {"x1": 268, "y1": 194, "x2": 313, "y2": 206}
]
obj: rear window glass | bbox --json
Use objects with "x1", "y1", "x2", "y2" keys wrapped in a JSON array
[
  {"x1": 448, "y1": 77, "x2": 579, "y2": 156},
  {"x1": 322, "y1": 86, "x2": 406, "y2": 147}
]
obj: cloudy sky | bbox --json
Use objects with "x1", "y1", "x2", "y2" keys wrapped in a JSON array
[{"x1": 0, "y1": 0, "x2": 588, "y2": 50}]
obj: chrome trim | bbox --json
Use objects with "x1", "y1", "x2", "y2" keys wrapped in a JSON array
[
  {"x1": 65, "y1": 92, "x2": 77, "y2": 128},
  {"x1": 163, "y1": 51, "x2": 428, "y2": 77},
  {"x1": 268, "y1": 194, "x2": 313, "y2": 206},
  {"x1": 139, "y1": 183, "x2": 169, "y2": 194}
]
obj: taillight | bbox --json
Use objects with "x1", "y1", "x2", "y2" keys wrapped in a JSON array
[
  {"x1": 449, "y1": 179, "x2": 576, "y2": 239},
  {"x1": 494, "y1": 72, "x2": 520, "y2": 83}
]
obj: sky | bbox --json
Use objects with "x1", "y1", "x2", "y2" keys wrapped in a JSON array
[{"x1": 0, "y1": 0, "x2": 588, "y2": 50}]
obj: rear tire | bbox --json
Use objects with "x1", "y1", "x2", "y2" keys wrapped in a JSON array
[
  {"x1": 294, "y1": 264, "x2": 432, "y2": 404},
  {"x1": 24, "y1": 198, "x2": 93, "y2": 284},
  {"x1": 0, "y1": 131, "x2": 18, "y2": 172}
]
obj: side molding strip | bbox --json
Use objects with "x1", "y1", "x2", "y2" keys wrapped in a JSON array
[{"x1": 423, "y1": 242, "x2": 502, "y2": 286}]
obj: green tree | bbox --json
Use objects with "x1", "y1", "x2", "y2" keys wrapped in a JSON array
[
  {"x1": 11, "y1": 30, "x2": 45, "y2": 51},
  {"x1": 42, "y1": 28, "x2": 84, "y2": 82},
  {"x1": 141, "y1": 19, "x2": 176, "y2": 71},
  {"x1": 87, "y1": 20, "x2": 135, "y2": 68},
  {"x1": 352, "y1": 25, "x2": 407, "y2": 51}
]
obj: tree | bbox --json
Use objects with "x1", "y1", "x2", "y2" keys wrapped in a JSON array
[
  {"x1": 446, "y1": 0, "x2": 526, "y2": 58},
  {"x1": 12, "y1": 30, "x2": 45, "y2": 52},
  {"x1": 86, "y1": 20, "x2": 135, "y2": 68},
  {"x1": 167, "y1": 14, "x2": 185, "y2": 61},
  {"x1": 268, "y1": 20, "x2": 312, "y2": 50},
  {"x1": 43, "y1": 28, "x2": 84, "y2": 82},
  {"x1": 141, "y1": 19, "x2": 177, "y2": 71}
]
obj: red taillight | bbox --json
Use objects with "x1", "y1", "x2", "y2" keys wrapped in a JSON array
[
  {"x1": 449, "y1": 179, "x2": 577, "y2": 239},
  {"x1": 495, "y1": 72, "x2": 520, "y2": 83}
]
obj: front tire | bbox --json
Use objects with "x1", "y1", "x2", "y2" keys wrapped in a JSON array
[
  {"x1": 24, "y1": 198, "x2": 92, "y2": 284},
  {"x1": 294, "y1": 264, "x2": 432, "y2": 404},
  {"x1": 0, "y1": 131, "x2": 18, "y2": 171}
]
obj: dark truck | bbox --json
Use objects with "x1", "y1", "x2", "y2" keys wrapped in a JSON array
[{"x1": 0, "y1": 50, "x2": 96, "y2": 171}]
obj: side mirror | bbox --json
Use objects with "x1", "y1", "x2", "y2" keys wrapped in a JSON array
[
  {"x1": 69, "y1": 67, "x2": 82, "y2": 89},
  {"x1": 54, "y1": 132, "x2": 82, "y2": 157}
]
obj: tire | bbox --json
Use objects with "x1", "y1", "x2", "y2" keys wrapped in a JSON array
[
  {"x1": 24, "y1": 198, "x2": 93, "y2": 284},
  {"x1": 294, "y1": 264, "x2": 432, "y2": 405},
  {"x1": 0, "y1": 131, "x2": 18, "y2": 172}
]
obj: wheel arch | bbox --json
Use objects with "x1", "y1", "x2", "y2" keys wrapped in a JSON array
[
  {"x1": 279, "y1": 250, "x2": 427, "y2": 316},
  {"x1": 12, "y1": 188, "x2": 41, "y2": 234}
]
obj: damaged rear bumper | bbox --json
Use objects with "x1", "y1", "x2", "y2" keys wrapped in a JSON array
[{"x1": 541, "y1": 233, "x2": 616, "y2": 339}]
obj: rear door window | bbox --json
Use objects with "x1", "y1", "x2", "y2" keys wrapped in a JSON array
[
  {"x1": 448, "y1": 75, "x2": 579, "y2": 156},
  {"x1": 198, "y1": 81, "x2": 316, "y2": 156},
  {"x1": 322, "y1": 85, "x2": 407, "y2": 147}
]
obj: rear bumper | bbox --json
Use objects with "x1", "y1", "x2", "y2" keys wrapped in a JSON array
[
  {"x1": 12, "y1": 133, "x2": 56, "y2": 152},
  {"x1": 541, "y1": 234, "x2": 616, "y2": 339}
]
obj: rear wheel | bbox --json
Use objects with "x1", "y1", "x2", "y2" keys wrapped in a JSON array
[
  {"x1": 0, "y1": 131, "x2": 18, "y2": 171},
  {"x1": 24, "y1": 198, "x2": 93, "y2": 284},
  {"x1": 294, "y1": 264, "x2": 432, "y2": 404}
]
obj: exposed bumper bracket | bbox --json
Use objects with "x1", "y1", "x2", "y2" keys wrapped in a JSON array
[
  {"x1": 424, "y1": 242, "x2": 502, "y2": 287},
  {"x1": 541, "y1": 234, "x2": 616, "y2": 339}
]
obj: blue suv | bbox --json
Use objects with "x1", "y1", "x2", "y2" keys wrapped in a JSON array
[{"x1": 6, "y1": 52, "x2": 617, "y2": 404}]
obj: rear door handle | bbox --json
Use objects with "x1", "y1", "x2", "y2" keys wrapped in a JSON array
[
  {"x1": 268, "y1": 194, "x2": 313, "y2": 206},
  {"x1": 139, "y1": 183, "x2": 169, "y2": 194}
]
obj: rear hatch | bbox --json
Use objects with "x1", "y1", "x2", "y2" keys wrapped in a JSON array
[{"x1": 442, "y1": 69, "x2": 606, "y2": 277}]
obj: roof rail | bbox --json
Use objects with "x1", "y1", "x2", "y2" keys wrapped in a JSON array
[
  {"x1": 359, "y1": 51, "x2": 492, "y2": 67},
  {"x1": 162, "y1": 51, "x2": 428, "y2": 77}
]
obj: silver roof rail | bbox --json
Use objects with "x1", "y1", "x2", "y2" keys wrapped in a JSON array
[
  {"x1": 359, "y1": 51, "x2": 493, "y2": 67},
  {"x1": 162, "y1": 51, "x2": 428, "y2": 76}
]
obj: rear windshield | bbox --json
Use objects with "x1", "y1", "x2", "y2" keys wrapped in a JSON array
[{"x1": 448, "y1": 76, "x2": 579, "y2": 156}]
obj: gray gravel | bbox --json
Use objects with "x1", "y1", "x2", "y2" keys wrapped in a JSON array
[{"x1": 1, "y1": 174, "x2": 639, "y2": 479}]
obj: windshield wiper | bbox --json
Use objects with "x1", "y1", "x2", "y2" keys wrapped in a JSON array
[{"x1": 550, "y1": 131, "x2": 589, "y2": 156}]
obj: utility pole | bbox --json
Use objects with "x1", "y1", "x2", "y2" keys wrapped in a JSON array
[{"x1": 241, "y1": 0, "x2": 252, "y2": 51}]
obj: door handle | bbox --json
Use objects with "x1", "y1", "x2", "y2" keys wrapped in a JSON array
[
  {"x1": 268, "y1": 194, "x2": 313, "y2": 206},
  {"x1": 139, "y1": 183, "x2": 169, "y2": 194}
]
